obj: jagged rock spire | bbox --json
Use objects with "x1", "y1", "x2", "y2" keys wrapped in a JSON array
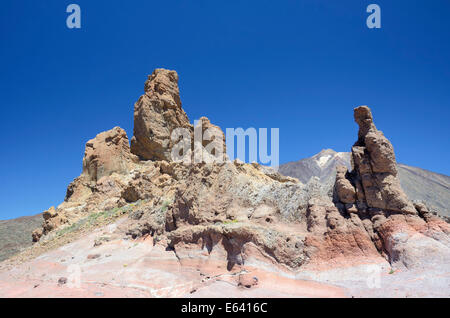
[{"x1": 336, "y1": 106, "x2": 417, "y2": 214}]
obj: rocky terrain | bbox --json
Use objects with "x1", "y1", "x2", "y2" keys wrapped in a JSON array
[
  {"x1": 0, "y1": 69, "x2": 449, "y2": 298},
  {"x1": 280, "y1": 151, "x2": 450, "y2": 218}
]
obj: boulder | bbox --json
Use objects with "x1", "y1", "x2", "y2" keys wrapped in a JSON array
[
  {"x1": 238, "y1": 274, "x2": 258, "y2": 288},
  {"x1": 43, "y1": 206, "x2": 57, "y2": 220}
]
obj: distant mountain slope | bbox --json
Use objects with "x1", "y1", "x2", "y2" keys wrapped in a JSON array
[
  {"x1": 0, "y1": 214, "x2": 42, "y2": 262},
  {"x1": 279, "y1": 149, "x2": 450, "y2": 217},
  {"x1": 2, "y1": 149, "x2": 448, "y2": 264}
]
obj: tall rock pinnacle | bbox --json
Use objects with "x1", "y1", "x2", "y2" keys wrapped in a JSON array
[
  {"x1": 336, "y1": 106, "x2": 417, "y2": 214},
  {"x1": 130, "y1": 69, "x2": 192, "y2": 161}
]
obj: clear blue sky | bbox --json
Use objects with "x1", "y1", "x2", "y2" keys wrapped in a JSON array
[{"x1": 1, "y1": 0, "x2": 449, "y2": 220}]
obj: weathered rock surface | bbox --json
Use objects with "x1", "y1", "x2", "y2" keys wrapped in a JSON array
[
  {"x1": 280, "y1": 150, "x2": 450, "y2": 218},
  {"x1": 350, "y1": 106, "x2": 416, "y2": 214},
  {"x1": 31, "y1": 228, "x2": 43, "y2": 243},
  {"x1": 335, "y1": 165, "x2": 356, "y2": 204},
  {"x1": 13, "y1": 70, "x2": 449, "y2": 298},
  {"x1": 332, "y1": 106, "x2": 450, "y2": 269},
  {"x1": 192, "y1": 116, "x2": 227, "y2": 163},
  {"x1": 0, "y1": 213, "x2": 43, "y2": 262},
  {"x1": 40, "y1": 206, "x2": 67, "y2": 236}
]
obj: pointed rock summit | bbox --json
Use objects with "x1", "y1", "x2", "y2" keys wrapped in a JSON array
[{"x1": 335, "y1": 106, "x2": 416, "y2": 214}]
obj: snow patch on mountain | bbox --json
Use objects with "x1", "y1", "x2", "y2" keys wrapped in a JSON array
[{"x1": 316, "y1": 155, "x2": 331, "y2": 168}]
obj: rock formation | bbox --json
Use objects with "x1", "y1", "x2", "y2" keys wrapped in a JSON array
[
  {"x1": 280, "y1": 150, "x2": 450, "y2": 219},
  {"x1": 352, "y1": 106, "x2": 416, "y2": 213},
  {"x1": 29, "y1": 70, "x2": 449, "y2": 279},
  {"x1": 130, "y1": 69, "x2": 192, "y2": 161},
  {"x1": 335, "y1": 106, "x2": 417, "y2": 214},
  {"x1": 41, "y1": 206, "x2": 67, "y2": 236},
  {"x1": 83, "y1": 127, "x2": 137, "y2": 182},
  {"x1": 129, "y1": 68, "x2": 227, "y2": 165},
  {"x1": 332, "y1": 106, "x2": 450, "y2": 268}
]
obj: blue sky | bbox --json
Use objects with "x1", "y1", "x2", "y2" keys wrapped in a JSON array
[{"x1": 0, "y1": 0, "x2": 449, "y2": 219}]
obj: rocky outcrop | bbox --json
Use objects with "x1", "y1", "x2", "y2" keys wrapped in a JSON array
[
  {"x1": 42, "y1": 206, "x2": 58, "y2": 220},
  {"x1": 31, "y1": 128, "x2": 136, "y2": 242},
  {"x1": 32, "y1": 69, "x2": 228, "y2": 242},
  {"x1": 83, "y1": 127, "x2": 136, "y2": 182},
  {"x1": 130, "y1": 69, "x2": 227, "y2": 164},
  {"x1": 332, "y1": 106, "x2": 450, "y2": 269},
  {"x1": 336, "y1": 106, "x2": 416, "y2": 214},
  {"x1": 193, "y1": 117, "x2": 227, "y2": 163},
  {"x1": 334, "y1": 165, "x2": 356, "y2": 204},
  {"x1": 130, "y1": 69, "x2": 192, "y2": 161},
  {"x1": 28, "y1": 70, "x2": 449, "y2": 281},
  {"x1": 40, "y1": 206, "x2": 67, "y2": 235},
  {"x1": 31, "y1": 228, "x2": 43, "y2": 243}
]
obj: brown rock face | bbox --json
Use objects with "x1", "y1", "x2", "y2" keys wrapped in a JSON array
[
  {"x1": 337, "y1": 106, "x2": 416, "y2": 214},
  {"x1": 31, "y1": 228, "x2": 43, "y2": 243},
  {"x1": 131, "y1": 69, "x2": 192, "y2": 161},
  {"x1": 42, "y1": 206, "x2": 58, "y2": 220},
  {"x1": 238, "y1": 273, "x2": 258, "y2": 288},
  {"x1": 83, "y1": 127, "x2": 136, "y2": 182},
  {"x1": 335, "y1": 165, "x2": 356, "y2": 204},
  {"x1": 328, "y1": 105, "x2": 450, "y2": 270},
  {"x1": 354, "y1": 106, "x2": 376, "y2": 143}
]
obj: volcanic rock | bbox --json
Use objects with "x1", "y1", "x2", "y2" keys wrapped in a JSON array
[
  {"x1": 193, "y1": 117, "x2": 227, "y2": 163},
  {"x1": 31, "y1": 228, "x2": 43, "y2": 243},
  {"x1": 335, "y1": 165, "x2": 356, "y2": 204},
  {"x1": 347, "y1": 106, "x2": 417, "y2": 214},
  {"x1": 238, "y1": 274, "x2": 258, "y2": 288},
  {"x1": 57, "y1": 277, "x2": 67, "y2": 285},
  {"x1": 40, "y1": 206, "x2": 68, "y2": 236},
  {"x1": 330, "y1": 105, "x2": 450, "y2": 269},
  {"x1": 21, "y1": 71, "x2": 449, "y2": 297}
]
